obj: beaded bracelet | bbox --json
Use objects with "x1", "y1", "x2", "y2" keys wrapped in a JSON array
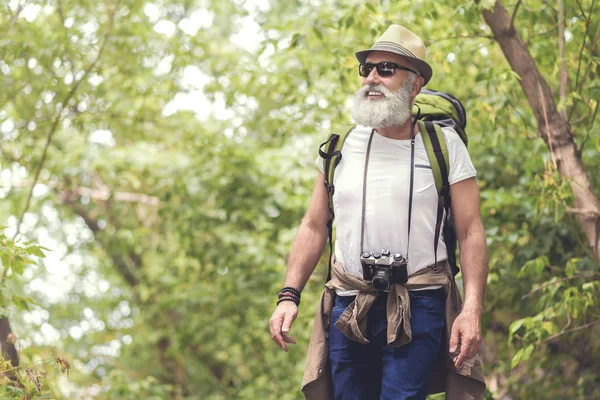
[
  {"x1": 278, "y1": 292, "x2": 299, "y2": 301},
  {"x1": 277, "y1": 296, "x2": 300, "y2": 306},
  {"x1": 280, "y1": 286, "x2": 301, "y2": 298}
]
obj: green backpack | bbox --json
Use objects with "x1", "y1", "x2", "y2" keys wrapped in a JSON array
[{"x1": 318, "y1": 89, "x2": 468, "y2": 281}]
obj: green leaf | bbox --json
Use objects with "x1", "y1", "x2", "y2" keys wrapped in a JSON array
[
  {"x1": 509, "y1": 318, "x2": 526, "y2": 338},
  {"x1": 10, "y1": 259, "x2": 23, "y2": 275},
  {"x1": 12, "y1": 295, "x2": 31, "y2": 311},
  {"x1": 512, "y1": 344, "x2": 534, "y2": 369},
  {"x1": 511, "y1": 348, "x2": 525, "y2": 369},
  {"x1": 542, "y1": 321, "x2": 558, "y2": 335},
  {"x1": 364, "y1": 3, "x2": 376, "y2": 13},
  {"x1": 520, "y1": 256, "x2": 548, "y2": 277},
  {"x1": 312, "y1": 27, "x2": 323, "y2": 41},
  {"x1": 25, "y1": 246, "x2": 47, "y2": 258},
  {"x1": 345, "y1": 15, "x2": 355, "y2": 29},
  {"x1": 289, "y1": 33, "x2": 303, "y2": 49},
  {"x1": 565, "y1": 258, "x2": 580, "y2": 277},
  {"x1": 0, "y1": 253, "x2": 11, "y2": 270}
]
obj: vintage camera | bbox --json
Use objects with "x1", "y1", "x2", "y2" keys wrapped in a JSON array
[{"x1": 360, "y1": 250, "x2": 408, "y2": 291}]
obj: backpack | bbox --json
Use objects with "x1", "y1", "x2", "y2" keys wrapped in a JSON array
[{"x1": 318, "y1": 89, "x2": 468, "y2": 282}]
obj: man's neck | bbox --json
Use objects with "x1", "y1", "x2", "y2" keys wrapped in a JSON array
[{"x1": 374, "y1": 118, "x2": 418, "y2": 140}]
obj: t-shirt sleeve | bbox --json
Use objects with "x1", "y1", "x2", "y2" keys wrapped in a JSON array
[
  {"x1": 316, "y1": 154, "x2": 325, "y2": 174},
  {"x1": 443, "y1": 127, "x2": 476, "y2": 185}
]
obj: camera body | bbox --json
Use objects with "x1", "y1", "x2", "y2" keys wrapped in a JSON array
[{"x1": 360, "y1": 250, "x2": 408, "y2": 291}]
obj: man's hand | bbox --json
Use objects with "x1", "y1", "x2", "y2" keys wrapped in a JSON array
[
  {"x1": 269, "y1": 302, "x2": 298, "y2": 352},
  {"x1": 449, "y1": 309, "x2": 482, "y2": 368}
]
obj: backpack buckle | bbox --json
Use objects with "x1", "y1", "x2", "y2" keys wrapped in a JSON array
[{"x1": 324, "y1": 181, "x2": 335, "y2": 195}]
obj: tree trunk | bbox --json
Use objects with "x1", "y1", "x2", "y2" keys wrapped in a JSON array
[
  {"x1": 482, "y1": 1, "x2": 600, "y2": 262},
  {"x1": 0, "y1": 317, "x2": 20, "y2": 381}
]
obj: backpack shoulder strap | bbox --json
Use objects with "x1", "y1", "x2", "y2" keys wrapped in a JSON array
[
  {"x1": 418, "y1": 120, "x2": 449, "y2": 196},
  {"x1": 319, "y1": 125, "x2": 355, "y2": 212},
  {"x1": 318, "y1": 125, "x2": 355, "y2": 281},
  {"x1": 418, "y1": 120, "x2": 452, "y2": 271}
]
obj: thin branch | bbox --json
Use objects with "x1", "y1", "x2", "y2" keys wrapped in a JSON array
[
  {"x1": 510, "y1": 0, "x2": 523, "y2": 32},
  {"x1": 586, "y1": 97, "x2": 600, "y2": 140},
  {"x1": 0, "y1": 357, "x2": 59, "y2": 375},
  {"x1": 540, "y1": 0, "x2": 557, "y2": 11},
  {"x1": 522, "y1": 274, "x2": 599, "y2": 299},
  {"x1": 5, "y1": 0, "x2": 33, "y2": 36},
  {"x1": 3, "y1": 177, "x2": 160, "y2": 207},
  {"x1": 544, "y1": 319, "x2": 600, "y2": 342},
  {"x1": 427, "y1": 33, "x2": 495, "y2": 44},
  {"x1": 64, "y1": 185, "x2": 160, "y2": 206},
  {"x1": 3, "y1": 2, "x2": 120, "y2": 289},
  {"x1": 538, "y1": 83, "x2": 558, "y2": 169},
  {"x1": 558, "y1": 0, "x2": 567, "y2": 119},
  {"x1": 570, "y1": 108, "x2": 593, "y2": 127},
  {"x1": 10, "y1": 2, "x2": 119, "y2": 241},
  {"x1": 574, "y1": 0, "x2": 589, "y2": 22},
  {"x1": 569, "y1": 0, "x2": 596, "y2": 123},
  {"x1": 527, "y1": 24, "x2": 559, "y2": 40},
  {"x1": 66, "y1": 200, "x2": 141, "y2": 287},
  {"x1": 565, "y1": 207, "x2": 600, "y2": 217}
]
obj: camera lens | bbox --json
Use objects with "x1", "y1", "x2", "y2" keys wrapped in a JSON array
[{"x1": 372, "y1": 269, "x2": 392, "y2": 291}]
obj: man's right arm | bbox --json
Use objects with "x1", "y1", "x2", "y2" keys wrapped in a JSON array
[
  {"x1": 269, "y1": 172, "x2": 330, "y2": 351},
  {"x1": 283, "y1": 172, "x2": 330, "y2": 290}
]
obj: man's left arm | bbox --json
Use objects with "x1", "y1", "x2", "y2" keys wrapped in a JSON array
[{"x1": 447, "y1": 177, "x2": 489, "y2": 368}]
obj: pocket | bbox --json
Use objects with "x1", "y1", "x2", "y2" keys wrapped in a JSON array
[
  {"x1": 332, "y1": 294, "x2": 355, "y2": 313},
  {"x1": 409, "y1": 289, "x2": 445, "y2": 313},
  {"x1": 410, "y1": 288, "x2": 445, "y2": 300},
  {"x1": 409, "y1": 290, "x2": 446, "y2": 336}
]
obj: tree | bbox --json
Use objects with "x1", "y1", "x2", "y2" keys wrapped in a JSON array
[{"x1": 0, "y1": 0, "x2": 598, "y2": 398}]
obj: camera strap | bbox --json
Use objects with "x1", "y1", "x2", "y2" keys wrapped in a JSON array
[
  {"x1": 359, "y1": 129, "x2": 376, "y2": 254},
  {"x1": 359, "y1": 120, "x2": 417, "y2": 258}
]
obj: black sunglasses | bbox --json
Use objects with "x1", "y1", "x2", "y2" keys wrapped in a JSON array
[{"x1": 358, "y1": 62, "x2": 418, "y2": 78}]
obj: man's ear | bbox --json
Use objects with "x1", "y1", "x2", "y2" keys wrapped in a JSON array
[{"x1": 412, "y1": 76, "x2": 424, "y2": 97}]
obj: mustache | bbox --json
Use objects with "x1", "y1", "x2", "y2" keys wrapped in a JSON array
[{"x1": 356, "y1": 84, "x2": 393, "y2": 97}]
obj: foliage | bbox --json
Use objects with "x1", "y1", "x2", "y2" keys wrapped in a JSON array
[{"x1": 0, "y1": 0, "x2": 598, "y2": 399}]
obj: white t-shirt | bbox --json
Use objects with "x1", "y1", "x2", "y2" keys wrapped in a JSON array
[{"x1": 317, "y1": 125, "x2": 476, "y2": 294}]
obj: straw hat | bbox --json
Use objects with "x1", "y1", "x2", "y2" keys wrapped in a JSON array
[{"x1": 355, "y1": 24, "x2": 433, "y2": 85}]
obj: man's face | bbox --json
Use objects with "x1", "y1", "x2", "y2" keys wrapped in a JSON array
[
  {"x1": 362, "y1": 51, "x2": 419, "y2": 97},
  {"x1": 350, "y1": 51, "x2": 422, "y2": 128}
]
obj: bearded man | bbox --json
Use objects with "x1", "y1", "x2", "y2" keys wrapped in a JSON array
[{"x1": 269, "y1": 24, "x2": 488, "y2": 400}]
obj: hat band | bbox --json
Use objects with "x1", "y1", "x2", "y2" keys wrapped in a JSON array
[{"x1": 370, "y1": 41, "x2": 418, "y2": 60}]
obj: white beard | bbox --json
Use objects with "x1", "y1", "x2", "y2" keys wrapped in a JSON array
[{"x1": 350, "y1": 77, "x2": 414, "y2": 129}]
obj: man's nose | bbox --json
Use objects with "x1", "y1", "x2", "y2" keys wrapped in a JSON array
[{"x1": 364, "y1": 67, "x2": 381, "y2": 84}]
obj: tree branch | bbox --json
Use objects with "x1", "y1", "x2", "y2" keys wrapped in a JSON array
[
  {"x1": 569, "y1": 16, "x2": 598, "y2": 123},
  {"x1": 522, "y1": 274, "x2": 599, "y2": 299},
  {"x1": 72, "y1": 186, "x2": 159, "y2": 206},
  {"x1": 4, "y1": 0, "x2": 33, "y2": 36},
  {"x1": 427, "y1": 33, "x2": 495, "y2": 44},
  {"x1": 574, "y1": 0, "x2": 590, "y2": 22},
  {"x1": 510, "y1": 0, "x2": 523, "y2": 31},
  {"x1": 558, "y1": 0, "x2": 567, "y2": 119},
  {"x1": 65, "y1": 200, "x2": 141, "y2": 287},
  {"x1": 12, "y1": 1, "x2": 119, "y2": 241},
  {"x1": 4, "y1": 178, "x2": 160, "y2": 207},
  {"x1": 481, "y1": 0, "x2": 600, "y2": 263},
  {"x1": 0, "y1": 3, "x2": 120, "y2": 376},
  {"x1": 544, "y1": 319, "x2": 600, "y2": 343}
]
